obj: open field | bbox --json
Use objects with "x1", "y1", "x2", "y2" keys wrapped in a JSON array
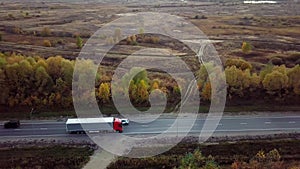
[
  {"x1": 108, "y1": 138, "x2": 300, "y2": 169},
  {"x1": 0, "y1": 145, "x2": 94, "y2": 169},
  {"x1": 0, "y1": 1, "x2": 299, "y2": 63}
]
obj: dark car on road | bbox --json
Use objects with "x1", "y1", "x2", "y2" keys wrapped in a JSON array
[{"x1": 4, "y1": 120, "x2": 20, "y2": 129}]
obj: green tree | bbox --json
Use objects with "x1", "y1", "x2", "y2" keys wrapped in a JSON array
[
  {"x1": 76, "y1": 36, "x2": 83, "y2": 49},
  {"x1": 203, "y1": 160, "x2": 220, "y2": 169},
  {"x1": 0, "y1": 57, "x2": 7, "y2": 69},
  {"x1": 179, "y1": 153, "x2": 197, "y2": 169}
]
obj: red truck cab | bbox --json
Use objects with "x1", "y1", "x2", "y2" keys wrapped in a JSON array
[{"x1": 113, "y1": 118, "x2": 123, "y2": 133}]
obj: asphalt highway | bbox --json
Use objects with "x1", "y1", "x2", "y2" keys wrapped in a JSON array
[{"x1": 0, "y1": 116, "x2": 299, "y2": 138}]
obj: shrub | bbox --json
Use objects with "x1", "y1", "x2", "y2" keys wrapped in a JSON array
[
  {"x1": 43, "y1": 40, "x2": 52, "y2": 47},
  {"x1": 57, "y1": 39, "x2": 64, "y2": 45},
  {"x1": 76, "y1": 36, "x2": 83, "y2": 49},
  {"x1": 242, "y1": 41, "x2": 252, "y2": 53},
  {"x1": 8, "y1": 13, "x2": 15, "y2": 19},
  {"x1": 195, "y1": 15, "x2": 207, "y2": 19},
  {"x1": 143, "y1": 36, "x2": 160, "y2": 44},
  {"x1": 126, "y1": 35, "x2": 137, "y2": 45},
  {"x1": 41, "y1": 27, "x2": 51, "y2": 37}
]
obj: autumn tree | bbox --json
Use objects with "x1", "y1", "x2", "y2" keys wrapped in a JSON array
[
  {"x1": 0, "y1": 69, "x2": 9, "y2": 104},
  {"x1": 151, "y1": 79, "x2": 160, "y2": 91},
  {"x1": 61, "y1": 59, "x2": 74, "y2": 85},
  {"x1": 262, "y1": 66, "x2": 289, "y2": 94},
  {"x1": 35, "y1": 66, "x2": 53, "y2": 94},
  {"x1": 225, "y1": 58, "x2": 252, "y2": 70},
  {"x1": 201, "y1": 82, "x2": 211, "y2": 101},
  {"x1": 225, "y1": 66, "x2": 251, "y2": 97},
  {"x1": 136, "y1": 79, "x2": 149, "y2": 103},
  {"x1": 287, "y1": 65, "x2": 300, "y2": 95},
  {"x1": 46, "y1": 56, "x2": 63, "y2": 80},
  {"x1": 98, "y1": 83, "x2": 111, "y2": 103},
  {"x1": 260, "y1": 64, "x2": 274, "y2": 81}
]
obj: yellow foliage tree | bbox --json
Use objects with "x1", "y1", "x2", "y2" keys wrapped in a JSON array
[
  {"x1": 137, "y1": 79, "x2": 149, "y2": 103},
  {"x1": 262, "y1": 70, "x2": 288, "y2": 93},
  {"x1": 287, "y1": 65, "x2": 300, "y2": 95},
  {"x1": 98, "y1": 83, "x2": 110, "y2": 103}
]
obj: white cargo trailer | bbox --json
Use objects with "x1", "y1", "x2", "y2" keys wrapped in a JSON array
[{"x1": 66, "y1": 117, "x2": 123, "y2": 134}]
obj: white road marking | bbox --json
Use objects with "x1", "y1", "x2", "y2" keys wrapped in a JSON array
[
  {"x1": 207, "y1": 116, "x2": 300, "y2": 120},
  {"x1": 7, "y1": 128, "x2": 64, "y2": 131},
  {"x1": 1, "y1": 134, "x2": 68, "y2": 138},
  {"x1": 218, "y1": 123, "x2": 223, "y2": 126},
  {"x1": 240, "y1": 122, "x2": 247, "y2": 125},
  {"x1": 265, "y1": 122, "x2": 271, "y2": 124},
  {"x1": 288, "y1": 121, "x2": 296, "y2": 124},
  {"x1": 125, "y1": 128, "x2": 300, "y2": 134}
]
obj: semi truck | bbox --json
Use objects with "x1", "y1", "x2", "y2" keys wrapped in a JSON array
[{"x1": 66, "y1": 117, "x2": 123, "y2": 134}]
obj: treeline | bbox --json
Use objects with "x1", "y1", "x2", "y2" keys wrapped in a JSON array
[
  {"x1": 198, "y1": 58, "x2": 300, "y2": 103},
  {"x1": 0, "y1": 53, "x2": 74, "y2": 109},
  {"x1": 0, "y1": 53, "x2": 300, "y2": 111}
]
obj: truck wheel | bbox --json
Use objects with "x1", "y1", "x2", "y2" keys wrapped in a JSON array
[{"x1": 118, "y1": 130, "x2": 123, "y2": 133}]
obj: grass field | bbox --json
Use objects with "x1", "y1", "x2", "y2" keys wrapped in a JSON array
[
  {"x1": 0, "y1": 146, "x2": 94, "y2": 169},
  {"x1": 108, "y1": 139, "x2": 300, "y2": 169}
]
